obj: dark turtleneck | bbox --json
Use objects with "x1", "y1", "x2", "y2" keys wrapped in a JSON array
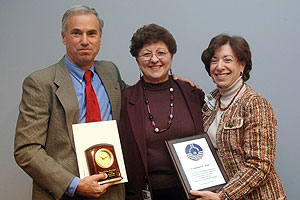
[{"x1": 142, "y1": 77, "x2": 195, "y2": 189}]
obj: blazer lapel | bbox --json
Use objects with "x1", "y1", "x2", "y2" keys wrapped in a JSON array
[
  {"x1": 94, "y1": 63, "x2": 121, "y2": 121},
  {"x1": 176, "y1": 81, "x2": 205, "y2": 133},
  {"x1": 54, "y1": 58, "x2": 79, "y2": 150},
  {"x1": 202, "y1": 89, "x2": 219, "y2": 133},
  {"x1": 127, "y1": 82, "x2": 149, "y2": 172}
]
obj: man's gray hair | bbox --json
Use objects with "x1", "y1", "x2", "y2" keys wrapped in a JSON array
[{"x1": 61, "y1": 5, "x2": 104, "y2": 34}]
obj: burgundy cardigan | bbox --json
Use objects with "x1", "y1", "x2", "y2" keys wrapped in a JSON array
[{"x1": 119, "y1": 79, "x2": 205, "y2": 200}]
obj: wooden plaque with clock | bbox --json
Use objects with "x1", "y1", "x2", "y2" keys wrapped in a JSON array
[{"x1": 85, "y1": 144, "x2": 122, "y2": 184}]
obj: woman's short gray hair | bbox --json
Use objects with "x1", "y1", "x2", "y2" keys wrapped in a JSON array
[{"x1": 61, "y1": 5, "x2": 104, "y2": 34}]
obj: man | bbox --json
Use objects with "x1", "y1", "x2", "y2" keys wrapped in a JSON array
[{"x1": 14, "y1": 5, "x2": 125, "y2": 200}]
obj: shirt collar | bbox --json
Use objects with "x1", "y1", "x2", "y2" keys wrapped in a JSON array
[{"x1": 64, "y1": 55, "x2": 95, "y2": 82}]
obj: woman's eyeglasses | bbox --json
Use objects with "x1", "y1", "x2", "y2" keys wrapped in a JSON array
[{"x1": 138, "y1": 51, "x2": 169, "y2": 62}]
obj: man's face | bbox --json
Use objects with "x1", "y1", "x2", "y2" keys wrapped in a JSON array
[{"x1": 62, "y1": 13, "x2": 102, "y2": 70}]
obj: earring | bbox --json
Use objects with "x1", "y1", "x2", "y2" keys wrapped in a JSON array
[
  {"x1": 169, "y1": 68, "x2": 173, "y2": 76},
  {"x1": 240, "y1": 71, "x2": 243, "y2": 76},
  {"x1": 139, "y1": 69, "x2": 143, "y2": 80}
]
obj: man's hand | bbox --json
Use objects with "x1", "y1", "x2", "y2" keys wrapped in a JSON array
[
  {"x1": 76, "y1": 173, "x2": 113, "y2": 198},
  {"x1": 190, "y1": 190, "x2": 220, "y2": 200},
  {"x1": 172, "y1": 74, "x2": 202, "y2": 90}
]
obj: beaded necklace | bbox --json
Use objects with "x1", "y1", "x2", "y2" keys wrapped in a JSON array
[
  {"x1": 219, "y1": 82, "x2": 244, "y2": 111},
  {"x1": 142, "y1": 78, "x2": 174, "y2": 133}
]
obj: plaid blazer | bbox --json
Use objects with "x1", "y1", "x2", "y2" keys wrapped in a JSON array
[
  {"x1": 14, "y1": 58, "x2": 126, "y2": 200},
  {"x1": 202, "y1": 85, "x2": 286, "y2": 200}
]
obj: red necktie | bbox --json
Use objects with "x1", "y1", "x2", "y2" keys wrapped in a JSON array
[{"x1": 84, "y1": 71, "x2": 102, "y2": 122}]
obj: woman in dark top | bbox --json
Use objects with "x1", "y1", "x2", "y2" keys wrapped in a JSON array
[{"x1": 119, "y1": 23, "x2": 205, "y2": 200}]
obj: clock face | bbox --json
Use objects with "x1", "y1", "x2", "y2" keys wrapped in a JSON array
[{"x1": 95, "y1": 148, "x2": 114, "y2": 168}]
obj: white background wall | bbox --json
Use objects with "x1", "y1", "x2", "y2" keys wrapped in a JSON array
[{"x1": 1, "y1": 0, "x2": 299, "y2": 199}]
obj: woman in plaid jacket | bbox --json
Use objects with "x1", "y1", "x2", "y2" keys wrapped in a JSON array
[{"x1": 190, "y1": 34, "x2": 286, "y2": 200}]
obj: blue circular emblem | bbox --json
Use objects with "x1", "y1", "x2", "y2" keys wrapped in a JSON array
[{"x1": 185, "y1": 143, "x2": 203, "y2": 161}]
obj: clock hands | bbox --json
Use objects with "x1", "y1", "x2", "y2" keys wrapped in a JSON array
[{"x1": 99, "y1": 154, "x2": 109, "y2": 160}]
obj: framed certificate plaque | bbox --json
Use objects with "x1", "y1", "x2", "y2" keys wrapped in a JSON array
[{"x1": 166, "y1": 134, "x2": 228, "y2": 199}]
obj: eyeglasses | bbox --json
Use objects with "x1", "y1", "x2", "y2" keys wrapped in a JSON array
[{"x1": 138, "y1": 51, "x2": 170, "y2": 62}]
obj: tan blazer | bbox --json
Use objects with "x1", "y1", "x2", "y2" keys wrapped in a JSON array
[
  {"x1": 14, "y1": 58, "x2": 126, "y2": 200},
  {"x1": 202, "y1": 85, "x2": 286, "y2": 200}
]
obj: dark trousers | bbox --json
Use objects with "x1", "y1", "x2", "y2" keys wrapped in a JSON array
[{"x1": 152, "y1": 186, "x2": 187, "y2": 200}]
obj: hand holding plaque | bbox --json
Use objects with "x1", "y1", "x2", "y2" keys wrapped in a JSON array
[
  {"x1": 72, "y1": 121, "x2": 127, "y2": 185},
  {"x1": 85, "y1": 144, "x2": 122, "y2": 184},
  {"x1": 166, "y1": 134, "x2": 228, "y2": 199}
]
